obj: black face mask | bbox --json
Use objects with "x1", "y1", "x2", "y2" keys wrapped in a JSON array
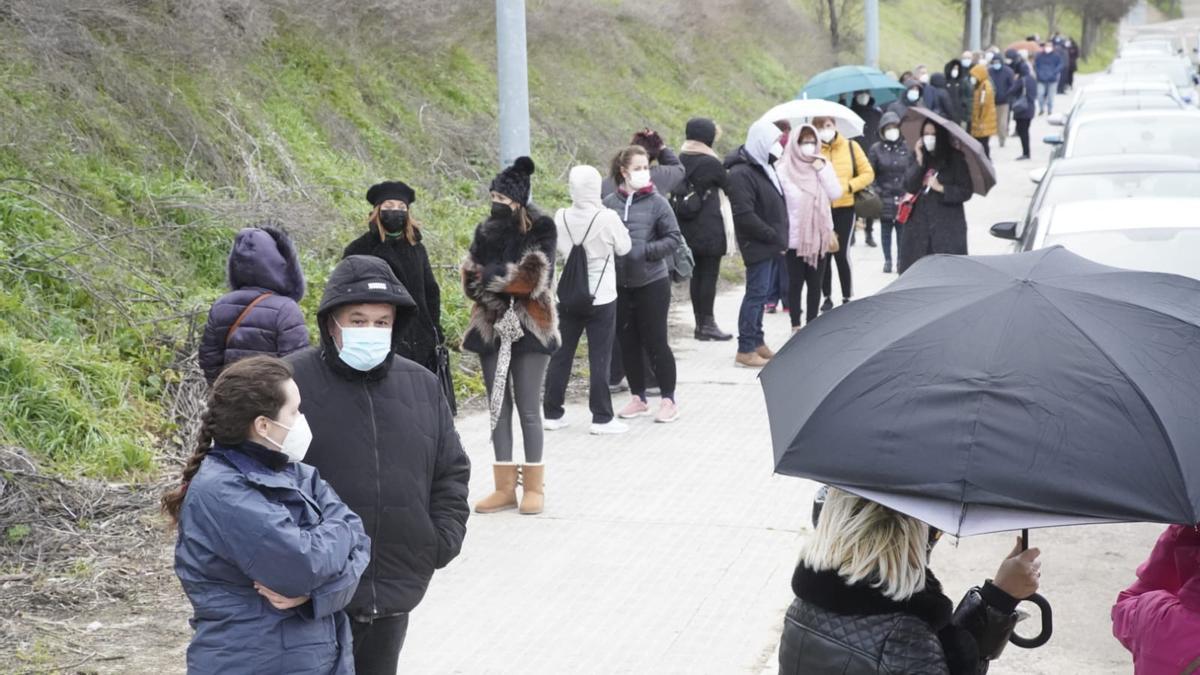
[
  {"x1": 490, "y1": 202, "x2": 514, "y2": 220},
  {"x1": 379, "y1": 209, "x2": 408, "y2": 234}
]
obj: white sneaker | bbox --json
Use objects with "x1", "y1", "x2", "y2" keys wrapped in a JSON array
[
  {"x1": 590, "y1": 420, "x2": 630, "y2": 435},
  {"x1": 542, "y1": 416, "x2": 570, "y2": 431}
]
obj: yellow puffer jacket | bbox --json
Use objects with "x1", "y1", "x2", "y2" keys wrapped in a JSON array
[
  {"x1": 969, "y1": 63, "x2": 998, "y2": 138},
  {"x1": 820, "y1": 133, "x2": 874, "y2": 209}
]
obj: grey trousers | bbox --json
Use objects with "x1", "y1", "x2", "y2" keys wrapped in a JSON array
[{"x1": 481, "y1": 350, "x2": 551, "y2": 463}]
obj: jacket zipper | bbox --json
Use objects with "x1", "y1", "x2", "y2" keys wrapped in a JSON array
[{"x1": 364, "y1": 381, "x2": 381, "y2": 616}]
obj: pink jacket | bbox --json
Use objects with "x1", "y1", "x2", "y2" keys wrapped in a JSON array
[{"x1": 1112, "y1": 525, "x2": 1200, "y2": 674}]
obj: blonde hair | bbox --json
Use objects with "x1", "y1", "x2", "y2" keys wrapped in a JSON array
[{"x1": 802, "y1": 488, "x2": 929, "y2": 601}]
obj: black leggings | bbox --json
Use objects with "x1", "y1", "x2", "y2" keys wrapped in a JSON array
[
  {"x1": 822, "y1": 207, "x2": 855, "y2": 301},
  {"x1": 786, "y1": 252, "x2": 825, "y2": 328},
  {"x1": 690, "y1": 254, "x2": 722, "y2": 320},
  {"x1": 1015, "y1": 118, "x2": 1031, "y2": 157},
  {"x1": 617, "y1": 277, "x2": 677, "y2": 400}
]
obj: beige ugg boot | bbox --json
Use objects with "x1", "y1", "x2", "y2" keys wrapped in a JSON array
[
  {"x1": 518, "y1": 464, "x2": 544, "y2": 515},
  {"x1": 475, "y1": 464, "x2": 519, "y2": 514}
]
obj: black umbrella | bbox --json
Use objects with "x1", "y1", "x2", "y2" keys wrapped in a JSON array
[
  {"x1": 761, "y1": 247, "x2": 1200, "y2": 537},
  {"x1": 901, "y1": 107, "x2": 997, "y2": 196}
]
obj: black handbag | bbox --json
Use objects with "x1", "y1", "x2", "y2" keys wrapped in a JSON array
[{"x1": 436, "y1": 342, "x2": 457, "y2": 417}]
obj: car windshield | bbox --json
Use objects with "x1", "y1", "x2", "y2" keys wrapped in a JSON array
[
  {"x1": 1044, "y1": 228, "x2": 1200, "y2": 280},
  {"x1": 1040, "y1": 172, "x2": 1200, "y2": 211},
  {"x1": 1069, "y1": 117, "x2": 1200, "y2": 158},
  {"x1": 1109, "y1": 60, "x2": 1192, "y2": 87}
]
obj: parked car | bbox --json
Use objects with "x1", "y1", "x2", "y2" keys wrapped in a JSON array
[
  {"x1": 991, "y1": 155, "x2": 1200, "y2": 249},
  {"x1": 992, "y1": 197, "x2": 1200, "y2": 281},
  {"x1": 1108, "y1": 56, "x2": 1200, "y2": 95},
  {"x1": 1048, "y1": 92, "x2": 1186, "y2": 128},
  {"x1": 1044, "y1": 110, "x2": 1200, "y2": 160},
  {"x1": 1120, "y1": 40, "x2": 1177, "y2": 58}
]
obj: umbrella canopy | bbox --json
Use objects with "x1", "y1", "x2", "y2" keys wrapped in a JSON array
[
  {"x1": 759, "y1": 99, "x2": 864, "y2": 139},
  {"x1": 761, "y1": 247, "x2": 1200, "y2": 537},
  {"x1": 799, "y1": 65, "x2": 907, "y2": 106},
  {"x1": 1007, "y1": 40, "x2": 1041, "y2": 55},
  {"x1": 901, "y1": 107, "x2": 997, "y2": 196}
]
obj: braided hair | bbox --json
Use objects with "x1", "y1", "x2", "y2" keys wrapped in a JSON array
[{"x1": 161, "y1": 356, "x2": 294, "y2": 524}]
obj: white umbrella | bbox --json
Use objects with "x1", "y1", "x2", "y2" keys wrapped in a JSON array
[
  {"x1": 759, "y1": 99, "x2": 865, "y2": 139},
  {"x1": 838, "y1": 485, "x2": 1124, "y2": 538}
]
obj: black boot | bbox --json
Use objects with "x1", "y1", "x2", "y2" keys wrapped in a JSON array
[
  {"x1": 866, "y1": 231, "x2": 877, "y2": 247},
  {"x1": 697, "y1": 316, "x2": 733, "y2": 342}
]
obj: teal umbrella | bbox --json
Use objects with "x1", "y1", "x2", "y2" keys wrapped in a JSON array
[{"x1": 799, "y1": 65, "x2": 906, "y2": 105}]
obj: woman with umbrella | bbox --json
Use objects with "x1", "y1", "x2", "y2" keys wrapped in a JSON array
[
  {"x1": 779, "y1": 487, "x2": 1041, "y2": 674},
  {"x1": 897, "y1": 120, "x2": 972, "y2": 274}
]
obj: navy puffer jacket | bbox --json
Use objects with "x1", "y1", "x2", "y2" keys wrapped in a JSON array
[
  {"x1": 174, "y1": 443, "x2": 370, "y2": 675},
  {"x1": 199, "y1": 227, "x2": 309, "y2": 384}
]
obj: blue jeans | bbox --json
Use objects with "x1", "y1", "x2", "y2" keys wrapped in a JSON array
[
  {"x1": 1038, "y1": 81, "x2": 1056, "y2": 114},
  {"x1": 738, "y1": 257, "x2": 777, "y2": 353},
  {"x1": 766, "y1": 252, "x2": 789, "y2": 309}
]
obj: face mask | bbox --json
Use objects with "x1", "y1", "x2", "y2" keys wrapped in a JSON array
[
  {"x1": 379, "y1": 209, "x2": 408, "y2": 234},
  {"x1": 490, "y1": 202, "x2": 514, "y2": 220},
  {"x1": 335, "y1": 320, "x2": 392, "y2": 371},
  {"x1": 961, "y1": 58, "x2": 972, "y2": 68},
  {"x1": 883, "y1": 128, "x2": 900, "y2": 142},
  {"x1": 991, "y1": 62, "x2": 1002, "y2": 71},
  {"x1": 906, "y1": 89, "x2": 920, "y2": 103},
  {"x1": 855, "y1": 93, "x2": 870, "y2": 106},
  {"x1": 264, "y1": 414, "x2": 312, "y2": 463},
  {"x1": 1043, "y1": 48, "x2": 1053, "y2": 54},
  {"x1": 799, "y1": 142, "x2": 817, "y2": 157},
  {"x1": 923, "y1": 135, "x2": 937, "y2": 152},
  {"x1": 769, "y1": 142, "x2": 784, "y2": 161},
  {"x1": 817, "y1": 128, "x2": 836, "y2": 144},
  {"x1": 919, "y1": 73, "x2": 930, "y2": 84},
  {"x1": 626, "y1": 168, "x2": 652, "y2": 190}
]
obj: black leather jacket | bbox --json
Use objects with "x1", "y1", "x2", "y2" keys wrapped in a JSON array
[{"x1": 779, "y1": 565, "x2": 1019, "y2": 675}]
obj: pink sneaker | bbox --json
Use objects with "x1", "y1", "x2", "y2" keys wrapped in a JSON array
[
  {"x1": 618, "y1": 397, "x2": 650, "y2": 419},
  {"x1": 655, "y1": 398, "x2": 679, "y2": 423}
]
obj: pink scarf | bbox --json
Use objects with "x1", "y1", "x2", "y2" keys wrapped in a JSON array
[{"x1": 777, "y1": 125, "x2": 838, "y2": 266}]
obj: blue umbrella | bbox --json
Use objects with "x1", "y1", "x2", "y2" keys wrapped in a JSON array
[{"x1": 799, "y1": 65, "x2": 906, "y2": 105}]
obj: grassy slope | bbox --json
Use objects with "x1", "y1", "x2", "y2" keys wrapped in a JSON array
[{"x1": 0, "y1": 0, "x2": 1117, "y2": 478}]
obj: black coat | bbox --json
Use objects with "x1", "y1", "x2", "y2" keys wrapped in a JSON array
[
  {"x1": 898, "y1": 147, "x2": 973, "y2": 274},
  {"x1": 1007, "y1": 65, "x2": 1037, "y2": 121},
  {"x1": 725, "y1": 147, "x2": 787, "y2": 266},
  {"x1": 925, "y1": 74, "x2": 956, "y2": 121},
  {"x1": 851, "y1": 100, "x2": 884, "y2": 149},
  {"x1": 287, "y1": 255, "x2": 470, "y2": 619},
  {"x1": 780, "y1": 565, "x2": 1020, "y2": 675},
  {"x1": 343, "y1": 229, "x2": 442, "y2": 372},
  {"x1": 943, "y1": 60, "x2": 974, "y2": 126},
  {"x1": 867, "y1": 138, "x2": 913, "y2": 221},
  {"x1": 677, "y1": 152, "x2": 731, "y2": 257}
]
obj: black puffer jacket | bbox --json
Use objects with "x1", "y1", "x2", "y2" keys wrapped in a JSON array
[
  {"x1": 602, "y1": 187, "x2": 682, "y2": 289},
  {"x1": 343, "y1": 228, "x2": 442, "y2": 372},
  {"x1": 867, "y1": 113, "x2": 914, "y2": 221},
  {"x1": 725, "y1": 146, "x2": 787, "y2": 265},
  {"x1": 287, "y1": 255, "x2": 471, "y2": 619},
  {"x1": 780, "y1": 565, "x2": 1020, "y2": 675},
  {"x1": 677, "y1": 151, "x2": 730, "y2": 257}
]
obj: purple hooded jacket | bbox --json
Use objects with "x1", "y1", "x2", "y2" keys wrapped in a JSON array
[{"x1": 198, "y1": 227, "x2": 309, "y2": 384}]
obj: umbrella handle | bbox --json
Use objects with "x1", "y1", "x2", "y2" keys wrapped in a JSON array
[{"x1": 1009, "y1": 592, "x2": 1053, "y2": 649}]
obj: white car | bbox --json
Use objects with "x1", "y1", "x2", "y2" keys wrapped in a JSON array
[
  {"x1": 1054, "y1": 110, "x2": 1200, "y2": 160},
  {"x1": 1108, "y1": 56, "x2": 1199, "y2": 98},
  {"x1": 1019, "y1": 198, "x2": 1200, "y2": 281},
  {"x1": 1065, "y1": 76, "x2": 1189, "y2": 110}
]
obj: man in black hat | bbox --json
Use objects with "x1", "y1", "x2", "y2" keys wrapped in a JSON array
[{"x1": 288, "y1": 255, "x2": 470, "y2": 673}]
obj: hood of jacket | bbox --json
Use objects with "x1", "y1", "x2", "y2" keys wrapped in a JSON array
[
  {"x1": 315, "y1": 255, "x2": 417, "y2": 376},
  {"x1": 568, "y1": 165, "x2": 604, "y2": 211},
  {"x1": 944, "y1": 59, "x2": 968, "y2": 82},
  {"x1": 878, "y1": 111, "x2": 901, "y2": 139},
  {"x1": 227, "y1": 226, "x2": 305, "y2": 301},
  {"x1": 969, "y1": 62, "x2": 990, "y2": 84},
  {"x1": 930, "y1": 72, "x2": 948, "y2": 89},
  {"x1": 740, "y1": 118, "x2": 785, "y2": 193}
]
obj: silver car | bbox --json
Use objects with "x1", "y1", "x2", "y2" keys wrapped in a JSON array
[{"x1": 1051, "y1": 110, "x2": 1200, "y2": 160}]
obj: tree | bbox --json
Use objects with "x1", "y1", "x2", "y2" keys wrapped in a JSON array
[
  {"x1": 1060, "y1": 0, "x2": 1137, "y2": 58},
  {"x1": 811, "y1": 0, "x2": 862, "y2": 57}
]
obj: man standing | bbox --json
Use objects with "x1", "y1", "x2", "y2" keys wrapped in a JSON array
[
  {"x1": 288, "y1": 255, "x2": 470, "y2": 674},
  {"x1": 990, "y1": 52, "x2": 1017, "y2": 148},
  {"x1": 726, "y1": 118, "x2": 788, "y2": 368},
  {"x1": 1034, "y1": 41, "x2": 1064, "y2": 115}
]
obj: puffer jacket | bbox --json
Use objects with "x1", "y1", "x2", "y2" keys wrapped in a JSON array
[
  {"x1": 342, "y1": 227, "x2": 442, "y2": 373},
  {"x1": 867, "y1": 112, "x2": 913, "y2": 221},
  {"x1": 925, "y1": 73, "x2": 956, "y2": 121},
  {"x1": 288, "y1": 255, "x2": 471, "y2": 620},
  {"x1": 820, "y1": 132, "x2": 875, "y2": 210},
  {"x1": 969, "y1": 63, "x2": 998, "y2": 138},
  {"x1": 174, "y1": 443, "x2": 370, "y2": 675},
  {"x1": 989, "y1": 56, "x2": 1016, "y2": 105},
  {"x1": 199, "y1": 226, "x2": 309, "y2": 384},
  {"x1": 780, "y1": 564, "x2": 1021, "y2": 675},
  {"x1": 602, "y1": 187, "x2": 682, "y2": 289},
  {"x1": 461, "y1": 209, "x2": 559, "y2": 354},
  {"x1": 725, "y1": 143, "x2": 787, "y2": 266},
  {"x1": 1112, "y1": 524, "x2": 1200, "y2": 674},
  {"x1": 1034, "y1": 50, "x2": 1064, "y2": 83}
]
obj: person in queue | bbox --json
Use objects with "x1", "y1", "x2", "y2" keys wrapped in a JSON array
[
  {"x1": 867, "y1": 112, "x2": 912, "y2": 274},
  {"x1": 898, "y1": 121, "x2": 973, "y2": 274},
  {"x1": 814, "y1": 115, "x2": 874, "y2": 310}
]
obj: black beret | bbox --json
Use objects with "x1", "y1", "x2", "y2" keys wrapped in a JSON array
[{"x1": 366, "y1": 181, "x2": 416, "y2": 207}]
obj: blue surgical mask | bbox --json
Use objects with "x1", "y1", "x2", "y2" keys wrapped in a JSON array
[{"x1": 334, "y1": 320, "x2": 392, "y2": 371}]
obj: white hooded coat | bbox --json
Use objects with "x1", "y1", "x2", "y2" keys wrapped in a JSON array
[{"x1": 555, "y1": 165, "x2": 633, "y2": 306}]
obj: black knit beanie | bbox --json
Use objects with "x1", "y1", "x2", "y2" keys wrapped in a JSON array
[
  {"x1": 489, "y1": 156, "x2": 535, "y2": 205},
  {"x1": 366, "y1": 181, "x2": 416, "y2": 207},
  {"x1": 685, "y1": 118, "x2": 717, "y2": 147}
]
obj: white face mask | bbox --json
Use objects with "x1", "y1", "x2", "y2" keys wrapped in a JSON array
[
  {"x1": 817, "y1": 128, "x2": 837, "y2": 144},
  {"x1": 919, "y1": 73, "x2": 931, "y2": 84},
  {"x1": 769, "y1": 142, "x2": 784, "y2": 160},
  {"x1": 799, "y1": 142, "x2": 818, "y2": 157},
  {"x1": 923, "y1": 135, "x2": 937, "y2": 152},
  {"x1": 265, "y1": 414, "x2": 312, "y2": 463},
  {"x1": 626, "y1": 168, "x2": 652, "y2": 190},
  {"x1": 883, "y1": 128, "x2": 901, "y2": 142},
  {"x1": 906, "y1": 89, "x2": 920, "y2": 103},
  {"x1": 855, "y1": 93, "x2": 871, "y2": 106}
]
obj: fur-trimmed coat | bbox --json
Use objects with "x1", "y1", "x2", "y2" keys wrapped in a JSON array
[{"x1": 461, "y1": 211, "x2": 559, "y2": 355}]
